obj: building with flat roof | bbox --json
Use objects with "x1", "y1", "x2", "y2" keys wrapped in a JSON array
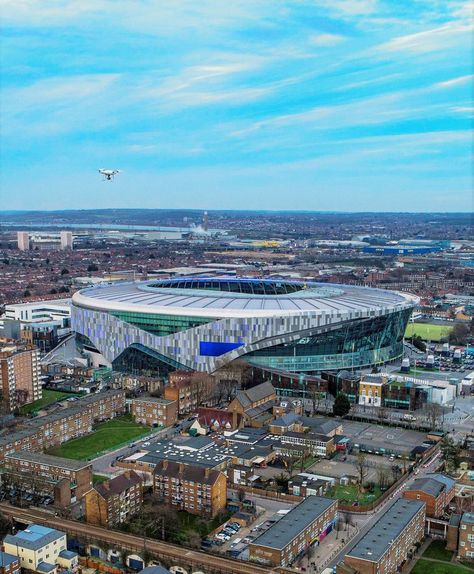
[
  {"x1": 338, "y1": 499, "x2": 425, "y2": 574},
  {"x1": 0, "y1": 340, "x2": 41, "y2": 412},
  {"x1": 130, "y1": 396, "x2": 177, "y2": 427},
  {"x1": 3, "y1": 524, "x2": 78, "y2": 574},
  {"x1": 458, "y1": 512, "x2": 474, "y2": 559},
  {"x1": 3, "y1": 451, "x2": 93, "y2": 507},
  {"x1": 249, "y1": 495, "x2": 338, "y2": 567}
]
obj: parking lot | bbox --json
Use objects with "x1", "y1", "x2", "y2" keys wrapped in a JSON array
[{"x1": 341, "y1": 420, "x2": 428, "y2": 456}]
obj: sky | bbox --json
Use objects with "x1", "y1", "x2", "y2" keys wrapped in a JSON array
[{"x1": 1, "y1": 0, "x2": 473, "y2": 212}]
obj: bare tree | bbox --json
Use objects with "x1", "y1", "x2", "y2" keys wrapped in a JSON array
[
  {"x1": 426, "y1": 402, "x2": 442, "y2": 430},
  {"x1": 355, "y1": 452, "x2": 369, "y2": 491},
  {"x1": 375, "y1": 463, "x2": 390, "y2": 490}
]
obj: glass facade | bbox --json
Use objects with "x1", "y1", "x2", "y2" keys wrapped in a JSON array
[
  {"x1": 112, "y1": 343, "x2": 191, "y2": 376},
  {"x1": 109, "y1": 311, "x2": 212, "y2": 337},
  {"x1": 245, "y1": 309, "x2": 412, "y2": 373}
]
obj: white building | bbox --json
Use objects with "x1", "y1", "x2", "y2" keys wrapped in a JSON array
[
  {"x1": 4, "y1": 299, "x2": 71, "y2": 328},
  {"x1": 17, "y1": 231, "x2": 30, "y2": 251},
  {"x1": 60, "y1": 231, "x2": 73, "y2": 250},
  {"x1": 3, "y1": 524, "x2": 78, "y2": 574}
]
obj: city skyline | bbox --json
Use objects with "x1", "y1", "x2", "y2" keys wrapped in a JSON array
[{"x1": 1, "y1": 0, "x2": 473, "y2": 212}]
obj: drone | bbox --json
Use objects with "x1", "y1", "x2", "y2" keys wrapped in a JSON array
[{"x1": 98, "y1": 168, "x2": 121, "y2": 181}]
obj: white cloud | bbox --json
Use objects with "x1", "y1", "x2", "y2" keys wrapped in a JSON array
[
  {"x1": 378, "y1": 22, "x2": 473, "y2": 53},
  {"x1": 435, "y1": 74, "x2": 474, "y2": 88},
  {"x1": 309, "y1": 33, "x2": 346, "y2": 47}
]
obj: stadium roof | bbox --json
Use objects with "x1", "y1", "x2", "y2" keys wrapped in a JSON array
[{"x1": 73, "y1": 277, "x2": 416, "y2": 319}]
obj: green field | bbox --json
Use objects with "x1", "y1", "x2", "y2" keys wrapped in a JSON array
[
  {"x1": 405, "y1": 322, "x2": 453, "y2": 341},
  {"x1": 326, "y1": 484, "x2": 384, "y2": 505},
  {"x1": 47, "y1": 415, "x2": 150, "y2": 460},
  {"x1": 423, "y1": 540, "x2": 454, "y2": 562},
  {"x1": 18, "y1": 390, "x2": 73, "y2": 415},
  {"x1": 411, "y1": 560, "x2": 473, "y2": 574}
]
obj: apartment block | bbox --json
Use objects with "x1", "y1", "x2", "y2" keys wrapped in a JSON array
[
  {"x1": 3, "y1": 451, "x2": 93, "y2": 506},
  {"x1": 131, "y1": 397, "x2": 177, "y2": 427},
  {"x1": 337, "y1": 499, "x2": 426, "y2": 574},
  {"x1": 84, "y1": 470, "x2": 143, "y2": 527},
  {"x1": 3, "y1": 524, "x2": 78, "y2": 574},
  {"x1": 0, "y1": 340, "x2": 41, "y2": 412},
  {"x1": 153, "y1": 460, "x2": 227, "y2": 518},
  {"x1": 164, "y1": 371, "x2": 217, "y2": 414},
  {"x1": 458, "y1": 512, "x2": 474, "y2": 559},
  {"x1": 0, "y1": 390, "x2": 126, "y2": 462},
  {"x1": 249, "y1": 495, "x2": 338, "y2": 567},
  {"x1": 403, "y1": 473, "x2": 455, "y2": 518}
]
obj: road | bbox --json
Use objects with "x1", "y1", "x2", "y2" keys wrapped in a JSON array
[
  {"x1": 0, "y1": 503, "x2": 275, "y2": 574},
  {"x1": 326, "y1": 447, "x2": 443, "y2": 570}
]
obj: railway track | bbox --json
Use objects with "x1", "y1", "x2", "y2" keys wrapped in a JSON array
[{"x1": 0, "y1": 503, "x2": 275, "y2": 574}]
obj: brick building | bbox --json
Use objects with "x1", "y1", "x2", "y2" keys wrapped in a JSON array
[
  {"x1": 337, "y1": 499, "x2": 426, "y2": 574},
  {"x1": 249, "y1": 495, "x2": 338, "y2": 567},
  {"x1": 2, "y1": 451, "x2": 93, "y2": 507},
  {"x1": 152, "y1": 460, "x2": 227, "y2": 518},
  {"x1": 164, "y1": 371, "x2": 217, "y2": 415},
  {"x1": 0, "y1": 390, "x2": 125, "y2": 462},
  {"x1": 84, "y1": 470, "x2": 143, "y2": 527},
  {"x1": 0, "y1": 552, "x2": 20, "y2": 574},
  {"x1": 0, "y1": 340, "x2": 41, "y2": 412},
  {"x1": 228, "y1": 381, "x2": 277, "y2": 427},
  {"x1": 130, "y1": 397, "x2": 177, "y2": 427},
  {"x1": 447, "y1": 512, "x2": 474, "y2": 559},
  {"x1": 403, "y1": 473, "x2": 455, "y2": 518}
]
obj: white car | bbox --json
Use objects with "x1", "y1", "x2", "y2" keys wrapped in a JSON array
[{"x1": 142, "y1": 441, "x2": 151, "y2": 447}]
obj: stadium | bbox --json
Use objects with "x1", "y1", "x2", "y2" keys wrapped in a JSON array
[{"x1": 71, "y1": 277, "x2": 418, "y2": 376}]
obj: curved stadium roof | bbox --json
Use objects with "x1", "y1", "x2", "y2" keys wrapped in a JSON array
[{"x1": 72, "y1": 277, "x2": 418, "y2": 319}]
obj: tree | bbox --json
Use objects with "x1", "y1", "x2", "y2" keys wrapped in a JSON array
[
  {"x1": 23, "y1": 289, "x2": 31, "y2": 297},
  {"x1": 449, "y1": 323, "x2": 470, "y2": 345},
  {"x1": 333, "y1": 393, "x2": 351, "y2": 417},
  {"x1": 375, "y1": 463, "x2": 390, "y2": 490},
  {"x1": 87, "y1": 263, "x2": 99, "y2": 272},
  {"x1": 355, "y1": 452, "x2": 369, "y2": 490},
  {"x1": 426, "y1": 402, "x2": 442, "y2": 430},
  {"x1": 440, "y1": 436, "x2": 461, "y2": 474},
  {"x1": 60, "y1": 268, "x2": 69, "y2": 275},
  {"x1": 411, "y1": 335, "x2": 426, "y2": 353}
]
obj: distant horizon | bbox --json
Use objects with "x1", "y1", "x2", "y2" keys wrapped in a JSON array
[{"x1": 0, "y1": 208, "x2": 472, "y2": 216}]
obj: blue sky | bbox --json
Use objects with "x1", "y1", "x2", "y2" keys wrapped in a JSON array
[{"x1": 1, "y1": 0, "x2": 473, "y2": 211}]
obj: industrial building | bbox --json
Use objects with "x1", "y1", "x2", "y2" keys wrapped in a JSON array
[{"x1": 71, "y1": 277, "x2": 417, "y2": 377}]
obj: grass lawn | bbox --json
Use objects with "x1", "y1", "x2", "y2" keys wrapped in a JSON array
[
  {"x1": 411, "y1": 560, "x2": 473, "y2": 574},
  {"x1": 423, "y1": 540, "x2": 454, "y2": 562},
  {"x1": 18, "y1": 390, "x2": 74, "y2": 415},
  {"x1": 405, "y1": 322, "x2": 453, "y2": 342},
  {"x1": 326, "y1": 483, "x2": 384, "y2": 505},
  {"x1": 47, "y1": 415, "x2": 150, "y2": 460},
  {"x1": 93, "y1": 474, "x2": 109, "y2": 484}
]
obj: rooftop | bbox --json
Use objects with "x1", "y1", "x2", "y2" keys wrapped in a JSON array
[
  {"x1": 72, "y1": 277, "x2": 415, "y2": 318},
  {"x1": 4, "y1": 524, "x2": 64, "y2": 551},
  {"x1": 346, "y1": 499, "x2": 425, "y2": 562},
  {"x1": 5, "y1": 451, "x2": 92, "y2": 471},
  {"x1": 251, "y1": 495, "x2": 336, "y2": 550}
]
